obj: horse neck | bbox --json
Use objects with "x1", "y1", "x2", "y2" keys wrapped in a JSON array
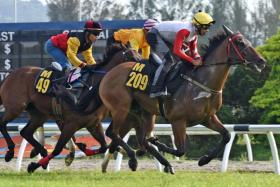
[
  {"x1": 195, "y1": 40, "x2": 230, "y2": 92},
  {"x1": 100, "y1": 51, "x2": 125, "y2": 72}
]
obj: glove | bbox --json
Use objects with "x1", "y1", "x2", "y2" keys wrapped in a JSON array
[{"x1": 79, "y1": 62, "x2": 87, "y2": 68}]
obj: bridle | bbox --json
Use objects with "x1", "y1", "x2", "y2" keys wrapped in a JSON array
[
  {"x1": 226, "y1": 33, "x2": 252, "y2": 66},
  {"x1": 201, "y1": 33, "x2": 252, "y2": 67},
  {"x1": 182, "y1": 33, "x2": 253, "y2": 94}
]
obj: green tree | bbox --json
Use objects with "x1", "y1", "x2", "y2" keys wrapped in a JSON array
[
  {"x1": 46, "y1": 0, "x2": 79, "y2": 21},
  {"x1": 250, "y1": 30, "x2": 280, "y2": 123}
]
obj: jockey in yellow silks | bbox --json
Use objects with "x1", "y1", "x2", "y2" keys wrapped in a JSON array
[{"x1": 113, "y1": 19, "x2": 159, "y2": 59}]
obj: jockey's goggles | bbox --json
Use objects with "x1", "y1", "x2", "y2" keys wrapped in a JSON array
[
  {"x1": 86, "y1": 29, "x2": 102, "y2": 36},
  {"x1": 199, "y1": 24, "x2": 211, "y2": 30}
]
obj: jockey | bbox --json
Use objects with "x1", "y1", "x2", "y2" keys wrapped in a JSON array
[
  {"x1": 112, "y1": 19, "x2": 159, "y2": 59},
  {"x1": 44, "y1": 20, "x2": 102, "y2": 71},
  {"x1": 147, "y1": 11, "x2": 215, "y2": 98}
]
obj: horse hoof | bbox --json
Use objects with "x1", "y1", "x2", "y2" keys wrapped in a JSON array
[
  {"x1": 164, "y1": 166, "x2": 175, "y2": 174},
  {"x1": 147, "y1": 137, "x2": 159, "y2": 144},
  {"x1": 42, "y1": 164, "x2": 48, "y2": 170},
  {"x1": 65, "y1": 152, "x2": 75, "y2": 166},
  {"x1": 136, "y1": 149, "x2": 146, "y2": 157},
  {"x1": 76, "y1": 143, "x2": 86, "y2": 152},
  {"x1": 198, "y1": 155, "x2": 212, "y2": 166},
  {"x1": 98, "y1": 146, "x2": 108, "y2": 154},
  {"x1": 30, "y1": 148, "x2": 39, "y2": 158},
  {"x1": 27, "y1": 162, "x2": 41, "y2": 173},
  {"x1": 5, "y1": 150, "x2": 14, "y2": 162},
  {"x1": 101, "y1": 160, "x2": 109, "y2": 173},
  {"x1": 128, "y1": 158, "x2": 138, "y2": 171}
]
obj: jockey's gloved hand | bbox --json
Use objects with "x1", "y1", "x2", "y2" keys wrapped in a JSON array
[
  {"x1": 79, "y1": 62, "x2": 87, "y2": 68},
  {"x1": 192, "y1": 57, "x2": 202, "y2": 66}
]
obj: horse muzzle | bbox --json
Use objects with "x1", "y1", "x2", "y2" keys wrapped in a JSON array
[{"x1": 246, "y1": 58, "x2": 266, "y2": 73}]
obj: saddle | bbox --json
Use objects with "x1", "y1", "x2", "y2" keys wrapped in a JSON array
[
  {"x1": 125, "y1": 54, "x2": 186, "y2": 97},
  {"x1": 34, "y1": 66, "x2": 98, "y2": 112},
  {"x1": 125, "y1": 57, "x2": 158, "y2": 94}
]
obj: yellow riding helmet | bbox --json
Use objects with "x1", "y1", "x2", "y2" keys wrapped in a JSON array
[{"x1": 192, "y1": 11, "x2": 215, "y2": 25}]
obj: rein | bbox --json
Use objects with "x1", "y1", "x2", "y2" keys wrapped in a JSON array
[
  {"x1": 181, "y1": 32, "x2": 250, "y2": 94},
  {"x1": 200, "y1": 33, "x2": 252, "y2": 67}
]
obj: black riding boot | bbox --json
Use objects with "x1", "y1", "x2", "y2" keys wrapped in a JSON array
[{"x1": 150, "y1": 66, "x2": 169, "y2": 98}]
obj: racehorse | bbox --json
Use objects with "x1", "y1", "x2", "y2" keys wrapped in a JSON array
[
  {"x1": 0, "y1": 44, "x2": 139, "y2": 168},
  {"x1": 99, "y1": 25, "x2": 267, "y2": 173},
  {"x1": 26, "y1": 45, "x2": 175, "y2": 173}
]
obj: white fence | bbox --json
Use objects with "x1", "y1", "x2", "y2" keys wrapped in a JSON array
[{"x1": 6, "y1": 123, "x2": 280, "y2": 174}]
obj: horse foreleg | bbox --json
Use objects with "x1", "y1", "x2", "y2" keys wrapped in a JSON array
[
  {"x1": 198, "y1": 114, "x2": 230, "y2": 166},
  {"x1": 64, "y1": 139, "x2": 76, "y2": 166},
  {"x1": 56, "y1": 120, "x2": 76, "y2": 166},
  {"x1": 27, "y1": 124, "x2": 78, "y2": 173},
  {"x1": 20, "y1": 120, "x2": 48, "y2": 158},
  {"x1": 82, "y1": 122, "x2": 108, "y2": 155},
  {"x1": 135, "y1": 124, "x2": 174, "y2": 174},
  {"x1": 148, "y1": 120, "x2": 186, "y2": 158}
]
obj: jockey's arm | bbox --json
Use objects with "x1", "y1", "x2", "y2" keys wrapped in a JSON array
[
  {"x1": 129, "y1": 38, "x2": 140, "y2": 53},
  {"x1": 172, "y1": 29, "x2": 194, "y2": 63},
  {"x1": 189, "y1": 36, "x2": 201, "y2": 60},
  {"x1": 141, "y1": 45, "x2": 150, "y2": 60},
  {"x1": 82, "y1": 46, "x2": 96, "y2": 65},
  {"x1": 66, "y1": 37, "x2": 85, "y2": 67}
]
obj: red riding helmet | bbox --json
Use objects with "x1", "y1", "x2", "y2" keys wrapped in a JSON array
[{"x1": 84, "y1": 20, "x2": 102, "y2": 36}]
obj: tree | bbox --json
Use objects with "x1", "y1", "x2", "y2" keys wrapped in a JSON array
[
  {"x1": 46, "y1": 0, "x2": 79, "y2": 21},
  {"x1": 81, "y1": 0, "x2": 126, "y2": 20},
  {"x1": 250, "y1": 30, "x2": 280, "y2": 123},
  {"x1": 126, "y1": 0, "x2": 147, "y2": 19},
  {"x1": 159, "y1": 0, "x2": 209, "y2": 21}
]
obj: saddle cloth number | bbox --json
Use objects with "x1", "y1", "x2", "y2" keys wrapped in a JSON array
[
  {"x1": 126, "y1": 63, "x2": 149, "y2": 91},
  {"x1": 35, "y1": 70, "x2": 53, "y2": 94}
]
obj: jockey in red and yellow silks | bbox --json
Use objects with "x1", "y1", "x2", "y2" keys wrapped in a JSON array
[
  {"x1": 113, "y1": 19, "x2": 159, "y2": 60},
  {"x1": 44, "y1": 20, "x2": 102, "y2": 70},
  {"x1": 147, "y1": 11, "x2": 215, "y2": 97}
]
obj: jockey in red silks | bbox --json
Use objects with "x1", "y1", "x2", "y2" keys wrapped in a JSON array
[
  {"x1": 147, "y1": 11, "x2": 215, "y2": 98},
  {"x1": 44, "y1": 20, "x2": 102, "y2": 71}
]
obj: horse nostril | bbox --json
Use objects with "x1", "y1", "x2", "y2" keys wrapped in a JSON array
[{"x1": 257, "y1": 58, "x2": 266, "y2": 69}]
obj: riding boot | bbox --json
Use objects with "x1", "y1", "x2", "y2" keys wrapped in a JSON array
[{"x1": 150, "y1": 64, "x2": 169, "y2": 98}]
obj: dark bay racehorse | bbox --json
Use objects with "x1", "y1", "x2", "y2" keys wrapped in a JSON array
[
  {"x1": 0, "y1": 44, "x2": 139, "y2": 167},
  {"x1": 99, "y1": 25, "x2": 266, "y2": 173}
]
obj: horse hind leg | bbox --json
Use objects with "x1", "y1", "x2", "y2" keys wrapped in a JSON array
[
  {"x1": 198, "y1": 114, "x2": 230, "y2": 166},
  {"x1": 27, "y1": 123, "x2": 78, "y2": 173},
  {"x1": 111, "y1": 109, "x2": 138, "y2": 171}
]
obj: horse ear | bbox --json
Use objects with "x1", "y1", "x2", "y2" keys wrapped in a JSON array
[{"x1": 222, "y1": 25, "x2": 234, "y2": 36}]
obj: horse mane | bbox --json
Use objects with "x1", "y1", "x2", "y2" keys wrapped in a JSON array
[
  {"x1": 88, "y1": 44, "x2": 124, "y2": 70},
  {"x1": 201, "y1": 31, "x2": 227, "y2": 60}
]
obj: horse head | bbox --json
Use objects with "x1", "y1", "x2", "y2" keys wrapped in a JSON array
[{"x1": 222, "y1": 25, "x2": 266, "y2": 72}]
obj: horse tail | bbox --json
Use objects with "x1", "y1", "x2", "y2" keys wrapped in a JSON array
[{"x1": 0, "y1": 80, "x2": 5, "y2": 106}]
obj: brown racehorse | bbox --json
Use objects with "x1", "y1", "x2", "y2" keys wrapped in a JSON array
[
  {"x1": 0, "y1": 44, "x2": 139, "y2": 167},
  {"x1": 99, "y1": 25, "x2": 267, "y2": 173},
  {"x1": 26, "y1": 45, "x2": 174, "y2": 173}
]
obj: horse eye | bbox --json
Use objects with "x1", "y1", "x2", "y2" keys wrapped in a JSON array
[{"x1": 237, "y1": 39, "x2": 245, "y2": 46}]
